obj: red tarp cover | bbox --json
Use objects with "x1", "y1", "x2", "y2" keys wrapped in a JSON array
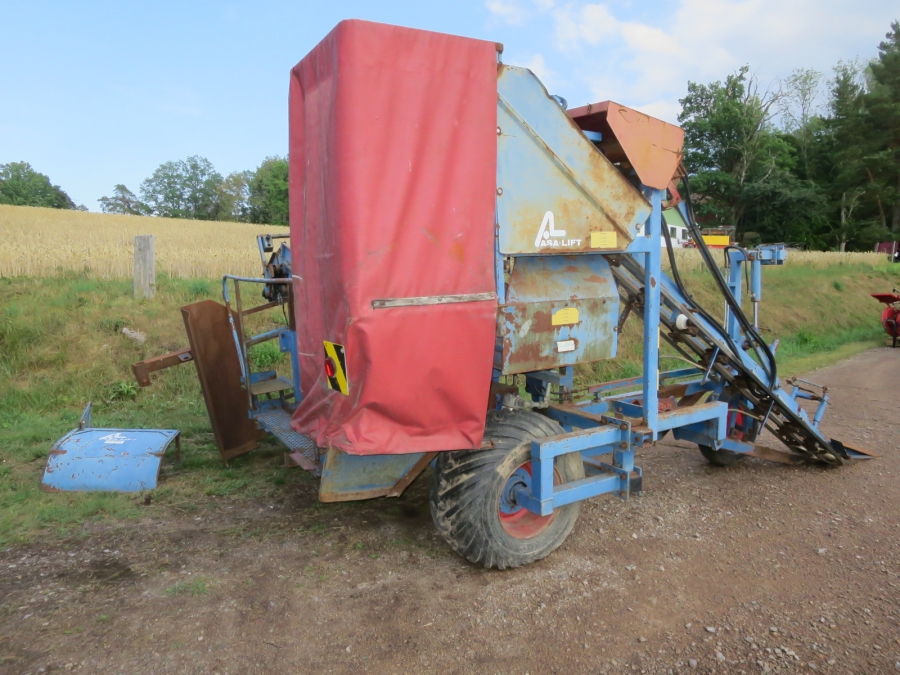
[{"x1": 288, "y1": 20, "x2": 499, "y2": 455}]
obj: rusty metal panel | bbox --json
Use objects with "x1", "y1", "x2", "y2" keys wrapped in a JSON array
[
  {"x1": 181, "y1": 300, "x2": 265, "y2": 461},
  {"x1": 496, "y1": 66, "x2": 650, "y2": 255},
  {"x1": 568, "y1": 100, "x2": 685, "y2": 191},
  {"x1": 499, "y1": 255, "x2": 618, "y2": 374},
  {"x1": 131, "y1": 347, "x2": 193, "y2": 387},
  {"x1": 318, "y1": 449, "x2": 435, "y2": 502}
]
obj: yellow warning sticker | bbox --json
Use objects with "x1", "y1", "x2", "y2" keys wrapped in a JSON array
[
  {"x1": 323, "y1": 341, "x2": 348, "y2": 395},
  {"x1": 552, "y1": 307, "x2": 580, "y2": 326},
  {"x1": 590, "y1": 231, "x2": 617, "y2": 249}
]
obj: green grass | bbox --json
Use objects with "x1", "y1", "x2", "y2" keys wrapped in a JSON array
[
  {"x1": 0, "y1": 272, "x2": 309, "y2": 548},
  {"x1": 778, "y1": 324, "x2": 880, "y2": 360},
  {"x1": 685, "y1": 261, "x2": 893, "y2": 375},
  {"x1": 249, "y1": 340, "x2": 285, "y2": 370},
  {"x1": 165, "y1": 577, "x2": 211, "y2": 596},
  {"x1": 0, "y1": 258, "x2": 897, "y2": 549}
]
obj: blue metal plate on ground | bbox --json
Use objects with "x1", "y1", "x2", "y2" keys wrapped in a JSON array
[{"x1": 41, "y1": 428, "x2": 179, "y2": 492}]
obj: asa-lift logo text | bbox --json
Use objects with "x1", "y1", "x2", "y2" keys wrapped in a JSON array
[{"x1": 535, "y1": 211, "x2": 582, "y2": 248}]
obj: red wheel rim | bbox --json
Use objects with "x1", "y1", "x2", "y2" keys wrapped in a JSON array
[{"x1": 498, "y1": 461, "x2": 559, "y2": 539}]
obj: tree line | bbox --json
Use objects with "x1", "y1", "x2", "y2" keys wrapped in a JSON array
[
  {"x1": 0, "y1": 162, "x2": 85, "y2": 210},
  {"x1": 0, "y1": 155, "x2": 288, "y2": 226},
  {"x1": 98, "y1": 155, "x2": 288, "y2": 225},
  {"x1": 679, "y1": 21, "x2": 900, "y2": 250}
]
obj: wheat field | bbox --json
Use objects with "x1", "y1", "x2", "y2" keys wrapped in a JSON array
[
  {"x1": 0, "y1": 204, "x2": 888, "y2": 279},
  {"x1": 0, "y1": 204, "x2": 280, "y2": 279},
  {"x1": 665, "y1": 248, "x2": 885, "y2": 273}
]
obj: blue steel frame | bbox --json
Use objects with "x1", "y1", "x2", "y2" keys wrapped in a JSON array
[
  {"x1": 221, "y1": 274, "x2": 303, "y2": 414},
  {"x1": 501, "y1": 195, "x2": 838, "y2": 516},
  {"x1": 499, "y1": 187, "x2": 750, "y2": 517}
]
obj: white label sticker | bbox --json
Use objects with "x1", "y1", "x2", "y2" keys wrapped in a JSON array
[
  {"x1": 98, "y1": 432, "x2": 135, "y2": 445},
  {"x1": 556, "y1": 339, "x2": 576, "y2": 353}
]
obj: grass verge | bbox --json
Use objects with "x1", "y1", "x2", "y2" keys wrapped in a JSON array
[{"x1": 1, "y1": 257, "x2": 897, "y2": 548}]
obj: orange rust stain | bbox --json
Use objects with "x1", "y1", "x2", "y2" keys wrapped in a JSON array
[
  {"x1": 531, "y1": 309, "x2": 553, "y2": 332},
  {"x1": 449, "y1": 241, "x2": 465, "y2": 263},
  {"x1": 513, "y1": 342, "x2": 542, "y2": 362}
]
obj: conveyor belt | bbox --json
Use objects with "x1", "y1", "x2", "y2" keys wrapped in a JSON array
[{"x1": 610, "y1": 254, "x2": 846, "y2": 465}]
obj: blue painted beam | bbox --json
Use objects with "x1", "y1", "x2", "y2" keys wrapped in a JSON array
[
  {"x1": 640, "y1": 188, "x2": 664, "y2": 438},
  {"x1": 531, "y1": 424, "x2": 626, "y2": 460}
]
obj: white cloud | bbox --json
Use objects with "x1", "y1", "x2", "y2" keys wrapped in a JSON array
[
  {"x1": 486, "y1": 0, "x2": 896, "y2": 126},
  {"x1": 580, "y1": 4, "x2": 619, "y2": 44},
  {"x1": 523, "y1": 53, "x2": 555, "y2": 87},
  {"x1": 553, "y1": 3, "x2": 618, "y2": 50},
  {"x1": 634, "y1": 99, "x2": 683, "y2": 124},
  {"x1": 506, "y1": 0, "x2": 899, "y2": 123},
  {"x1": 618, "y1": 22, "x2": 684, "y2": 58},
  {"x1": 487, "y1": 0, "x2": 529, "y2": 25}
]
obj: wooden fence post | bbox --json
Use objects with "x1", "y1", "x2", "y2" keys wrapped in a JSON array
[{"x1": 134, "y1": 235, "x2": 156, "y2": 299}]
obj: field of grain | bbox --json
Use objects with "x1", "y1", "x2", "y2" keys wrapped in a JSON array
[
  {"x1": 0, "y1": 204, "x2": 888, "y2": 279},
  {"x1": 0, "y1": 204, "x2": 282, "y2": 279},
  {"x1": 665, "y1": 247, "x2": 885, "y2": 273}
]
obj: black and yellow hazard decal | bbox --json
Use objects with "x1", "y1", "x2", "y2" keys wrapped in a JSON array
[{"x1": 323, "y1": 341, "x2": 349, "y2": 395}]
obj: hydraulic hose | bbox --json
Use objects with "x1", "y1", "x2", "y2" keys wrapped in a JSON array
[
  {"x1": 648, "y1": 172, "x2": 840, "y2": 461},
  {"x1": 679, "y1": 172, "x2": 778, "y2": 385},
  {"x1": 660, "y1": 194, "x2": 745, "y2": 371}
]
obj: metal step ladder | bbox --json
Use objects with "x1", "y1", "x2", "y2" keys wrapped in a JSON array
[{"x1": 223, "y1": 272, "x2": 321, "y2": 472}]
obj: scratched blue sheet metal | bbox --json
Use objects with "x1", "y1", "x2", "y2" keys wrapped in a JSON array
[
  {"x1": 499, "y1": 255, "x2": 619, "y2": 374},
  {"x1": 495, "y1": 65, "x2": 649, "y2": 255},
  {"x1": 41, "y1": 428, "x2": 179, "y2": 492}
]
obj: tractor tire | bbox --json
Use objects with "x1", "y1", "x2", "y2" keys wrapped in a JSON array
[
  {"x1": 698, "y1": 444, "x2": 744, "y2": 467},
  {"x1": 430, "y1": 410, "x2": 584, "y2": 570}
]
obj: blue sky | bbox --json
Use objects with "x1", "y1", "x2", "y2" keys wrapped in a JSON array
[{"x1": 1, "y1": 1, "x2": 896, "y2": 208}]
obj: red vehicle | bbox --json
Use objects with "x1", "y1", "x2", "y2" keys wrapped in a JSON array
[
  {"x1": 874, "y1": 241, "x2": 900, "y2": 263},
  {"x1": 872, "y1": 289, "x2": 900, "y2": 347}
]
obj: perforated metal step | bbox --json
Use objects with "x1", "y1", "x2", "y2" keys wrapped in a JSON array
[{"x1": 253, "y1": 408, "x2": 318, "y2": 468}]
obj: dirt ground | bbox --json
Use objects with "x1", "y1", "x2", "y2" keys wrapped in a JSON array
[{"x1": 2, "y1": 348, "x2": 899, "y2": 675}]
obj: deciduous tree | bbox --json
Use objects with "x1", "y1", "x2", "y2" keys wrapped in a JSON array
[
  {"x1": 678, "y1": 66, "x2": 789, "y2": 237},
  {"x1": 0, "y1": 162, "x2": 76, "y2": 209},
  {"x1": 248, "y1": 156, "x2": 288, "y2": 225},
  {"x1": 216, "y1": 171, "x2": 252, "y2": 222},
  {"x1": 98, "y1": 184, "x2": 149, "y2": 215},
  {"x1": 139, "y1": 156, "x2": 223, "y2": 220}
]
